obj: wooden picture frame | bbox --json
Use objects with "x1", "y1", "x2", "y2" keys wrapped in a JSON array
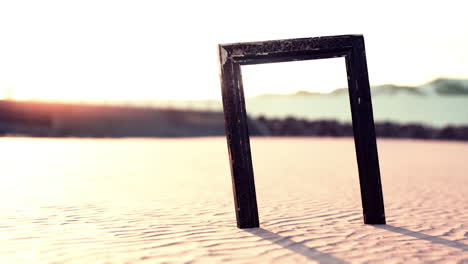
[{"x1": 218, "y1": 35, "x2": 386, "y2": 228}]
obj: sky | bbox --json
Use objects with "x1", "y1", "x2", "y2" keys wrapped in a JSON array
[{"x1": 0, "y1": 0, "x2": 467, "y2": 101}]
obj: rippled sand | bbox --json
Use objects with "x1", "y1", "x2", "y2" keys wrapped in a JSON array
[{"x1": 0, "y1": 137, "x2": 467, "y2": 263}]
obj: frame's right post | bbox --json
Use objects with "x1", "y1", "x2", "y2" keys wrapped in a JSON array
[{"x1": 345, "y1": 36, "x2": 386, "y2": 224}]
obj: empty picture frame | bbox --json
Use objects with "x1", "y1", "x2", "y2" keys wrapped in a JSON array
[{"x1": 218, "y1": 35, "x2": 386, "y2": 228}]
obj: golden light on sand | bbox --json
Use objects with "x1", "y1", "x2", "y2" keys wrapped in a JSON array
[{"x1": 0, "y1": 137, "x2": 467, "y2": 263}]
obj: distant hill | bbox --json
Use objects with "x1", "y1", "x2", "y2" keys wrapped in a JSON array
[
  {"x1": 428, "y1": 78, "x2": 468, "y2": 95},
  {"x1": 255, "y1": 78, "x2": 468, "y2": 97},
  {"x1": 329, "y1": 84, "x2": 425, "y2": 96}
]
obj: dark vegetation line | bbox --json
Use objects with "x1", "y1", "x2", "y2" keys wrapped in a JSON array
[
  {"x1": 0, "y1": 100, "x2": 467, "y2": 141},
  {"x1": 255, "y1": 116, "x2": 468, "y2": 141}
]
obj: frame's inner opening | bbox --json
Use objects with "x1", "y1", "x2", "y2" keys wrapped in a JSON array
[{"x1": 240, "y1": 58, "x2": 362, "y2": 219}]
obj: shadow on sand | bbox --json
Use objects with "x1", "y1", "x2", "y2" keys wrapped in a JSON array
[
  {"x1": 245, "y1": 225, "x2": 467, "y2": 263},
  {"x1": 374, "y1": 225, "x2": 468, "y2": 251},
  {"x1": 245, "y1": 228, "x2": 349, "y2": 264}
]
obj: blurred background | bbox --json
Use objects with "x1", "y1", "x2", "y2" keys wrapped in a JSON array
[{"x1": 1, "y1": 0, "x2": 467, "y2": 140}]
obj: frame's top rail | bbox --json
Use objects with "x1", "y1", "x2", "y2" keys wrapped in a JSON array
[{"x1": 219, "y1": 34, "x2": 362, "y2": 61}]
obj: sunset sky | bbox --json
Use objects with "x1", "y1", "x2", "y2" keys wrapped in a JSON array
[{"x1": 0, "y1": 0, "x2": 467, "y2": 101}]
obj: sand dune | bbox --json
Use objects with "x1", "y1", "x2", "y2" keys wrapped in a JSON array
[{"x1": 0, "y1": 137, "x2": 467, "y2": 263}]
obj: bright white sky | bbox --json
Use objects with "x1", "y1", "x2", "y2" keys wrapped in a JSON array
[{"x1": 0, "y1": 0, "x2": 467, "y2": 101}]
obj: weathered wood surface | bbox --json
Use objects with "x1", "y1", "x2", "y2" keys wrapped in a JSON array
[
  {"x1": 345, "y1": 36, "x2": 386, "y2": 224},
  {"x1": 219, "y1": 54, "x2": 259, "y2": 228},
  {"x1": 219, "y1": 35, "x2": 386, "y2": 228}
]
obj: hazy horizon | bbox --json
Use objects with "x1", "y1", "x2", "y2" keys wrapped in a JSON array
[{"x1": 2, "y1": 76, "x2": 467, "y2": 104}]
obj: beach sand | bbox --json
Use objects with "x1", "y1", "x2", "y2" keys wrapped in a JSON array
[{"x1": 0, "y1": 137, "x2": 467, "y2": 263}]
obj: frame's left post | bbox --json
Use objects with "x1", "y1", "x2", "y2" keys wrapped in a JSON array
[{"x1": 218, "y1": 46, "x2": 260, "y2": 228}]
